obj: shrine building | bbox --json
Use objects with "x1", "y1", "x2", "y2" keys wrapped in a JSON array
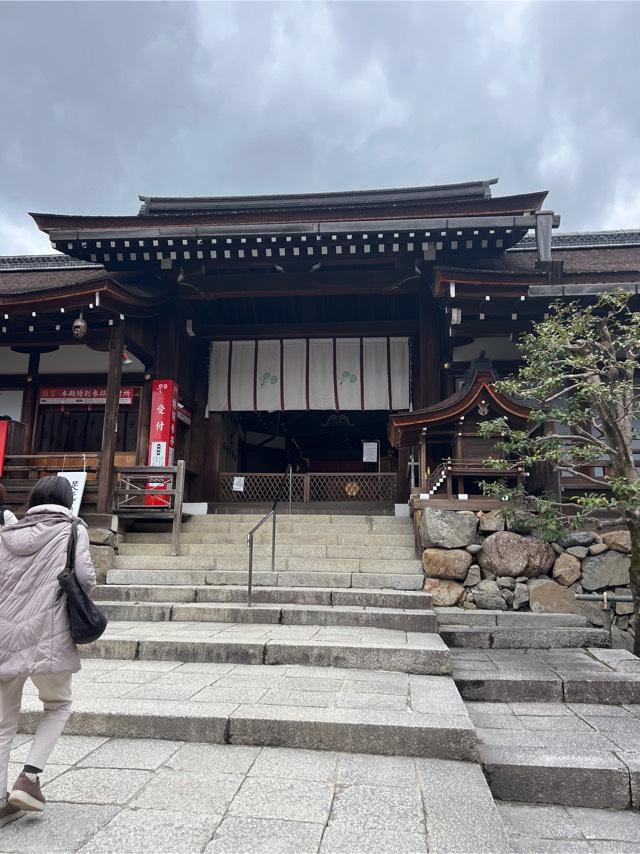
[{"x1": 1, "y1": 178, "x2": 639, "y2": 514}]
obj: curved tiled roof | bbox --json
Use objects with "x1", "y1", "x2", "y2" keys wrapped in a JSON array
[
  {"x1": 0, "y1": 254, "x2": 101, "y2": 272},
  {"x1": 513, "y1": 230, "x2": 640, "y2": 250}
]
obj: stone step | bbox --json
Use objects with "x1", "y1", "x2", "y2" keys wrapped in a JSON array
[
  {"x1": 18, "y1": 660, "x2": 477, "y2": 761},
  {"x1": 440, "y1": 625, "x2": 610, "y2": 649},
  {"x1": 107, "y1": 568, "x2": 425, "y2": 590},
  {"x1": 176, "y1": 521, "x2": 413, "y2": 535},
  {"x1": 452, "y1": 647, "x2": 640, "y2": 703},
  {"x1": 183, "y1": 514, "x2": 412, "y2": 526},
  {"x1": 114, "y1": 555, "x2": 423, "y2": 574},
  {"x1": 98, "y1": 601, "x2": 439, "y2": 632},
  {"x1": 124, "y1": 531, "x2": 416, "y2": 546},
  {"x1": 95, "y1": 584, "x2": 434, "y2": 609},
  {"x1": 482, "y1": 746, "x2": 636, "y2": 810},
  {"x1": 470, "y1": 697, "x2": 640, "y2": 809},
  {"x1": 435, "y1": 608, "x2": 588, "y2": 628},
  {"x1": 82, "y1": 621, "x2": 451, "y2": 675},
  {"x1": 118, "y1": 542, "x2": 418, "y2": 560}
]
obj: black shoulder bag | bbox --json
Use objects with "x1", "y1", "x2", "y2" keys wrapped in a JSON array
[{"x1": 58, "y1": 520, "x2": 108, "y2": 644}]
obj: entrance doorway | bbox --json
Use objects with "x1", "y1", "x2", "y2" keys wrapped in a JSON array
[{"x1": 217, "y1": 409, "x2": 398, "y2": 504}]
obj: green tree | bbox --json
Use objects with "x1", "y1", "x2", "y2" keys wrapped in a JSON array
[{"x1": 478, "y1": 290, "x2": 640, "y2": 653}]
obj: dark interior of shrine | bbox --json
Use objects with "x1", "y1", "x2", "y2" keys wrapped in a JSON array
[{"x1": 237, "y1": 410, "x2": 395, "y2": 473}]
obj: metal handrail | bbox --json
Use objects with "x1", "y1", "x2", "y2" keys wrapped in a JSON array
[
  {"x1": 575, "y1": 591, "x2": 633, "y2": 646},
  {"x1": 247, "y1": 498, "x2": 277, "y2": 607}
]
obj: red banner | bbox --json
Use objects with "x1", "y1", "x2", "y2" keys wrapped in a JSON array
[
  {"x1": 146, "y1": 380, "x2": 179, "y2": 506},
  {"x1": 0, "y1": 421, "x2": 8, "y2": 477},
  {"x1": 40, "y1": 387, "x2": 134, "y2": 405}
]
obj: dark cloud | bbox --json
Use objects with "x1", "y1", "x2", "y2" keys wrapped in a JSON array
[{"x1": 1, "y1": 1, "x2": 639, "y2": 253}]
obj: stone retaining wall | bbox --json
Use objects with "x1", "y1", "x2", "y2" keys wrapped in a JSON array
[
  {"x1": 418, "y1": 507, "x2": 635, "y2": 650},
  {"x1": 88, "y1": 526, "x2": 117, "y2": 583}
]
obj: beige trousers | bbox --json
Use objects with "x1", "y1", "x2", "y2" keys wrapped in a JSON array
[{"x1": 0, "y1": 673, "x2": 73, "y2": 795}]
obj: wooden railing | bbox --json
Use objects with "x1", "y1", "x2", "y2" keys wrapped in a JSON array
[
  {"x1": 113, "y1": 461, "x2": 186, "y2": 555},
  {"x1": 218, "y1": 472, "x2": 397, "y2": 503},
  {"x1": 418, "y1": 457, "x2": 526, "y2": 499},
  {"x1": 1, "y1": 454, "x2": 102, "y2": 507}
]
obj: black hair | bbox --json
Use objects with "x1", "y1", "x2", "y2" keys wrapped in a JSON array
[
  {"x1": 28, "y1": 475, "x2": 74, "y2": 510},
  {"x1": 0, "y1": 483, "x2": 8, "y2": 505}
]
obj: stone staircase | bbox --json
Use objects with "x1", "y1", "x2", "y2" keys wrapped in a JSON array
[
  {"x1": 111, "y1": 513, "x2": 424, "y2": 590},
  {"x1": 14, "y1": 510, "x2": 640, "y2": 842},
  {"x1": 47, "y1": 512, "x2": 481, "y2": 764}
]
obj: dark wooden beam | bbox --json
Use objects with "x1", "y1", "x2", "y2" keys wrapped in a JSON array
[
  {"x1": 177, "y1": 269, "x2": 420, "y2": 300},
  {"x1": 195, "y1": 320, "x2": 418, "y2": 340},
  {"x1": 417, "y1": 284, "x2": 442, "y2": 408},
  {"x1": 20, "y1": 352, "x2": 40, "y2": 454},
  {"x1": 97, "y1": 323, "x2": 124, "y2": 513}
]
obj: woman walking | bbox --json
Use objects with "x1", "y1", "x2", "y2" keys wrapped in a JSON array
[{"x1": 0, "y1": 476, "x2": 96, "y2": 827}]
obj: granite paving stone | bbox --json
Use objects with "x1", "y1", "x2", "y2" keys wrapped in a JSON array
[
  {"x1": 166, "y1": 743, "x2": 261, "y2": 774},
  {"x1": 77, "y1": 807, "x2": 223, "y2": 853},
  {"x1": 0, "y1": 803, "x2": 119, "y2": 852},
  {"x1": 567, "y1": 806, "x2": 640, "y2": 842},
  {"x1": 320, "y1": 823, "x2": 428, "y2": 853},
  {"x1": 248, "y1": 747, "x2": 339, "y2": 782},
  {"x1": 132, "y1": 769, "x2": 245, "y2": 813},
  {"x1": 327, "y1": 783, "x2": 424, "y2": 830},
  {"x1": 335, "y1": 753, "x2": 415, "y2": 787},
  {"x1": 76, "y1": 737, "x2": 182, "y2": 770},
  {"x1": 228, "y1": 776, "x2": 334, "y2": 822},
  {"x1": 43, "y1": 767, "x2": 153, "y2": 805},
  {"x1": 206, "y1": 816, "x2": 325, "y2": 854}
]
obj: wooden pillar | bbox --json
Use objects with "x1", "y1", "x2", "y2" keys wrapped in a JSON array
[
  {"x1": 21, "y1": 351, "x2": 40, "y2": 454},
  {"x1": 136, "y1": 377, "x2": 152, "y2": 465},
  {"x1": 417, "y1": 285, "x2": 441, "y2": 409},
  {"x1": 97, "y1": 323, "x2": 124, "y2": 513}
]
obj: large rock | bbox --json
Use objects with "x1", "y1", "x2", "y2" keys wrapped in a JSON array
[
  {"x1": 566, "y1": 546, "x2": 588, "y2": 559},
  {"x1": 478, "y1": 510, "x2": 505, "y2": 534},
  {"x1": 419, "y1": 508, "x2": 478, "y2": 549},
  {"x1": 513, "y1": 583, "x2": 529, "y2": 610},
  {"x1": 602, "y1": 530, "x2": 631, "y2": 554},
  {"x1": 422, "y1": 548, "x2": 472, "y2": 580},
  {"x1": 506, "y1": 512, "x2": 534, "y2": 535},
  {"x1": 582, "y1": 551, "x2": 631, "y2": 591},
  {"x1": 472, "y1": 579, "x2": 508, "y2": 611},
  {"x1": 423, "y1": 577, "x2": 465, "y2": 606},
  {"x1": 552, "y1": 553, "x2": 581, "y2": 587},
  {"x1": 560, "y1": 531, "x2": 597, "y2": 548},
  {"x1": 529, "y1": 578, "x2": 599, "y2": 622},
  {"x1": 464, "y1": 565, "x2": 481, "y2": 587},
  {"x1": 88, "y1": 527, "x2": 117, "y2": 548},
  {"x1": 89, "y1": 544, "x2": 115, "y2": 583},
  {"x1": 478, "y1": 532, "x2": 555, "y2": 579}
]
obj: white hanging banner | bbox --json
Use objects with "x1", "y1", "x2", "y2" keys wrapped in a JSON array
[
  {"x1": 256, "y1": 340, "x2": 281, "y2": 411},
  {"x1": 207, "y1": 341, "x2": 230, "y2": 412},
  {"x1": 308, "y1": 339, "x2": 335, "y2": 410},
  {"x1": 389, "y1": 337, "x2": 410, "y2": 410},
  {"x1": 57, "y1": 471, "x2": 87, "y2": 517},
  {"x1": 283, "y1": 339, "x2": 307, "y2": 410},
  {"x1": 336, "y1": 338, "x2": 361, "y2": 410},
  {"x1": 229, "y1": 341, "x2": 256, "y2": 411},
  {"x1": 363, "y1": 338, "x2": 389, "y2": 410},
  {"x1": 207, "y1": 337, "x2": 409, "y2": 413}
]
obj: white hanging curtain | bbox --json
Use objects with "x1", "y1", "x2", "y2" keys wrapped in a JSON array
[{"x1": 207, "y1": 337, "x2": 409, "y2": 413}]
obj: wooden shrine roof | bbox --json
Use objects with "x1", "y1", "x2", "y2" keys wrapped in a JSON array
[{"x1": 389, "y1": 366, "x2": 531, "y2": 447}]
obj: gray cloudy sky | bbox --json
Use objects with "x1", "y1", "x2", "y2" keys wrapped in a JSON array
[{"x1": 1, "y1": 1, "x2": 639, "y2": 254}]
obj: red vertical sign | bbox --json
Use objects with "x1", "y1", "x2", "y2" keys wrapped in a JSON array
[
  {"x1": 0, "y1": 421, "x2": 8, "y2": 477},
  {"x1": 146, "y1": 380, "x2": 179, "y2": 505}
]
